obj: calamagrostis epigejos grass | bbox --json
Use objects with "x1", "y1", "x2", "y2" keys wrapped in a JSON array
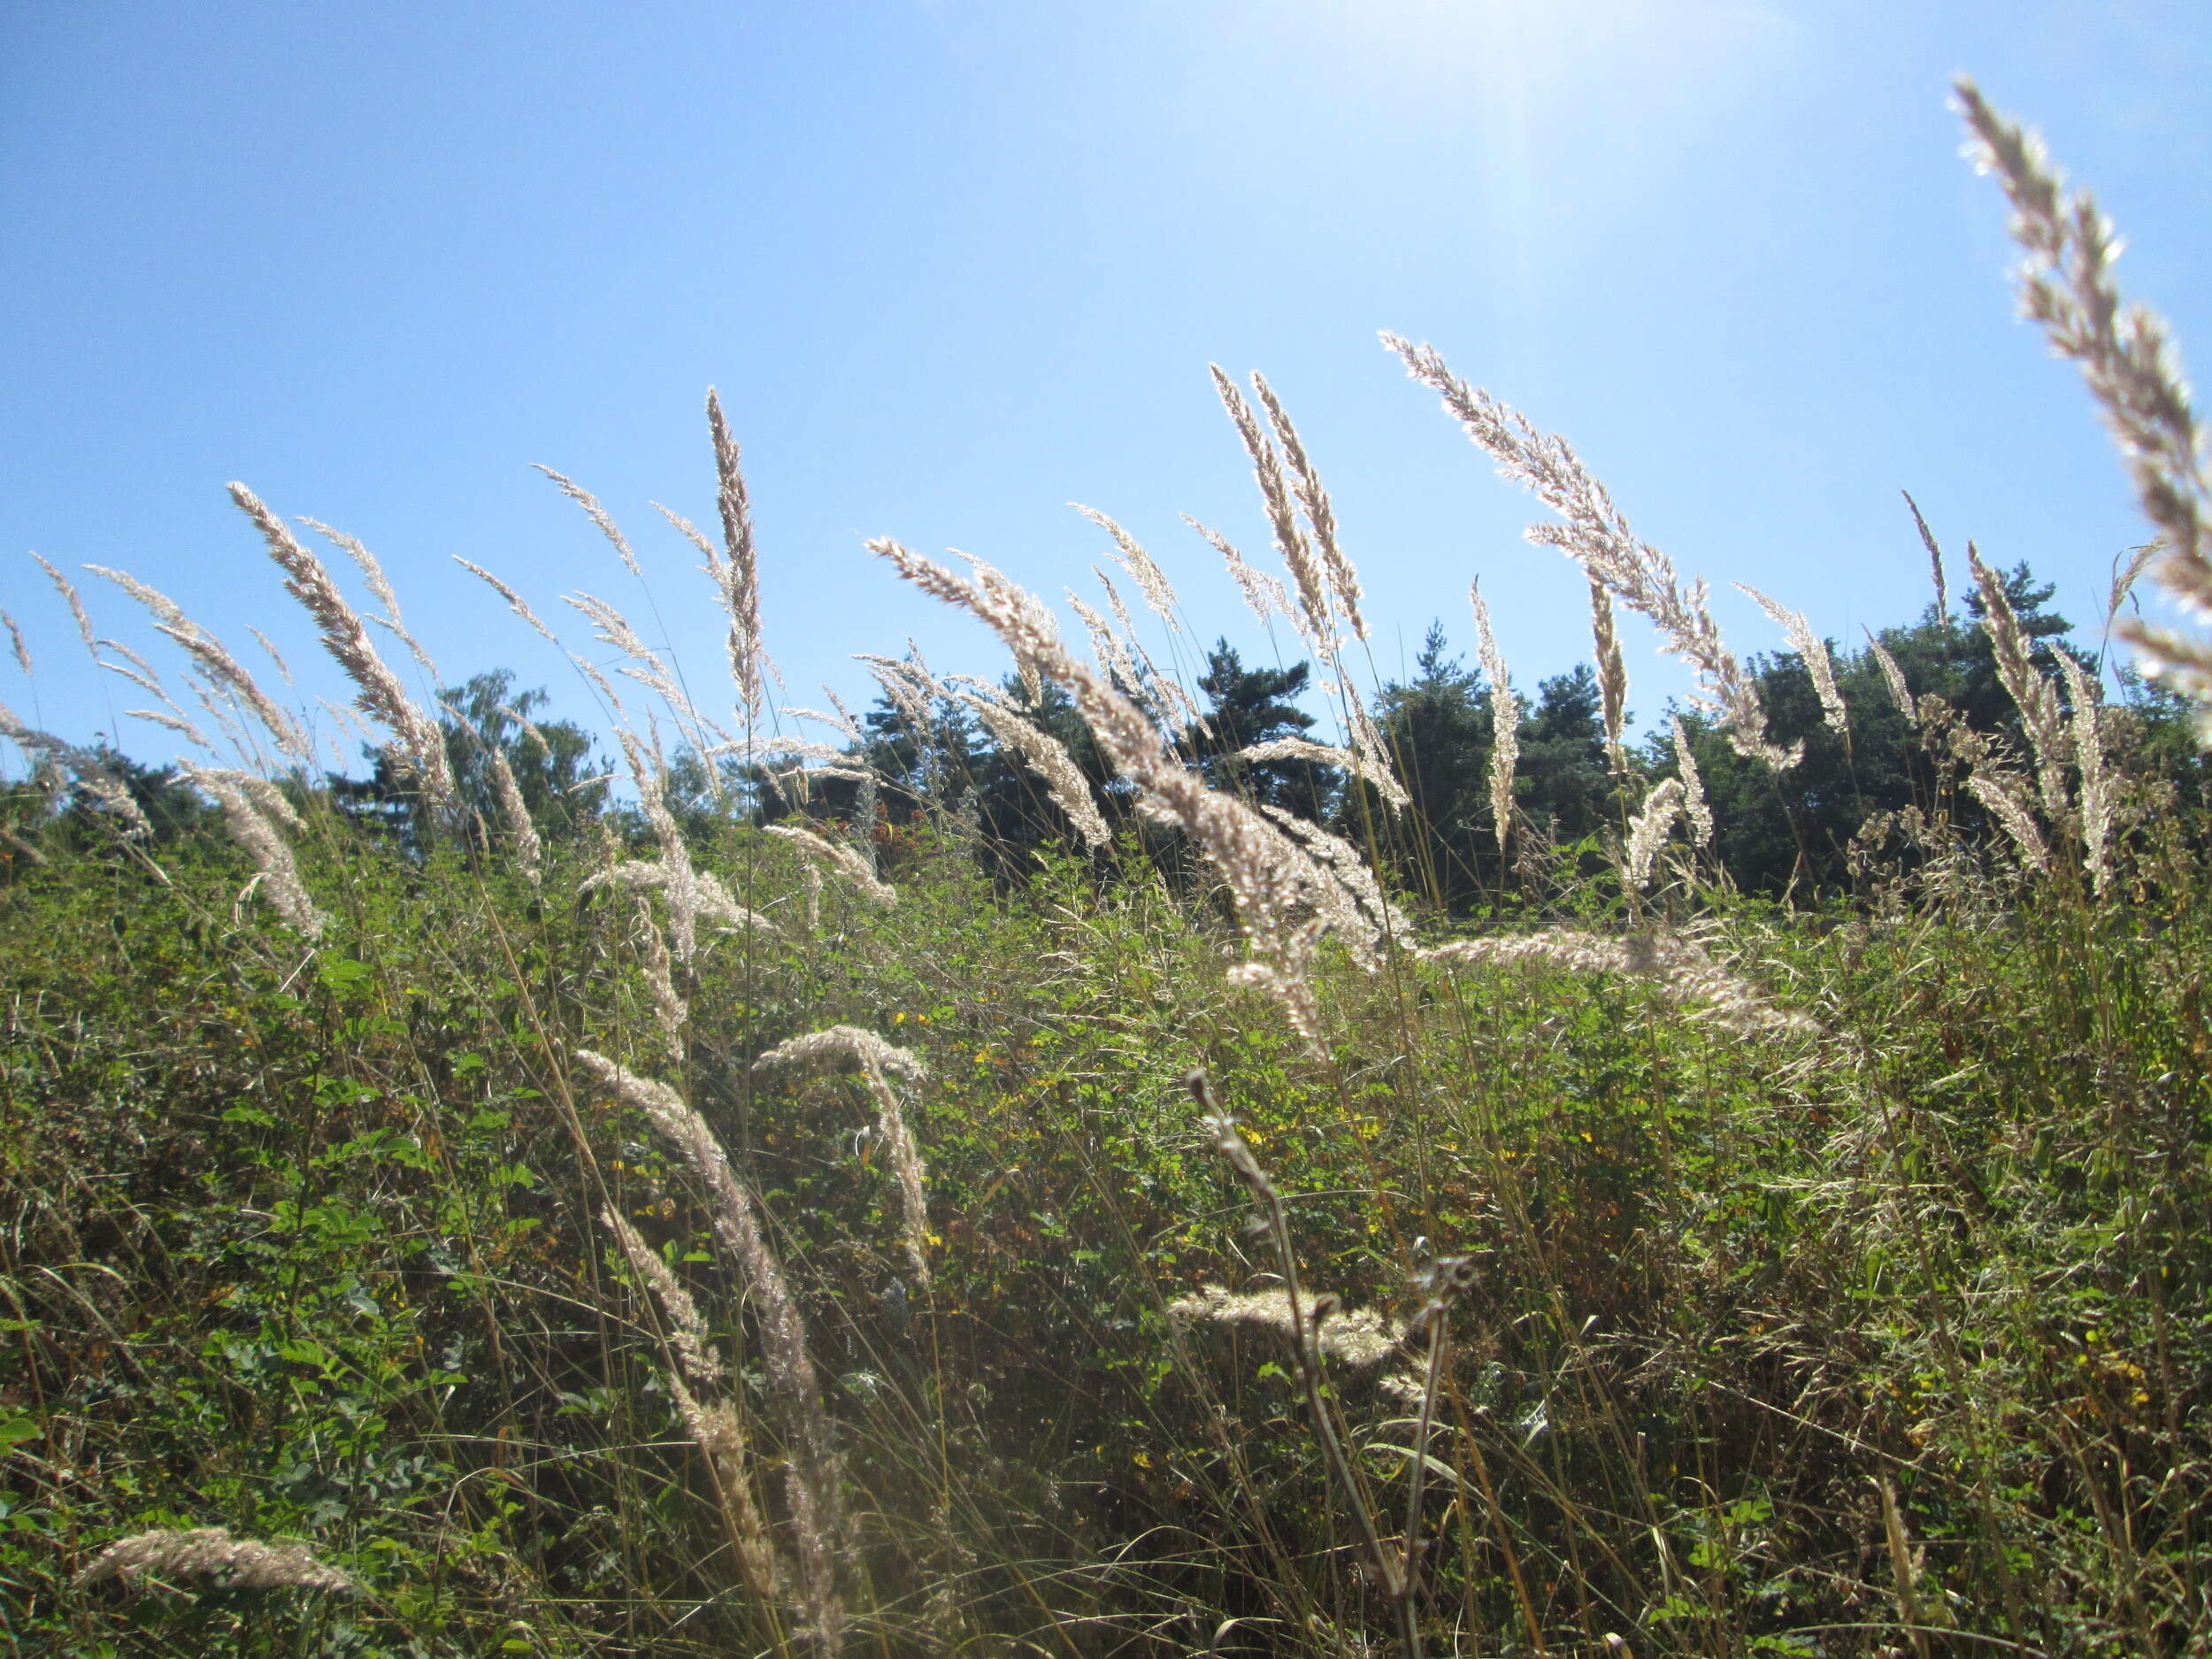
[
  {"x1": 574, "y1": 1050, "x2": 845, "y2": 1652},
  {"x1": 1624, "y1": 777, "x2": 1684, "y2": 891},
  {"x1": 763, "y1": 823, "x2": 895, "y2": 907},
  {"x1": 74, "y1": 1526, "x2": 357, "y2": 1594},
  {"x1": 2058, "y1": 651, "x2": 2115, "y2": 891},
  {"x1": 755, "y1": 1027, "x2": 931, "y2": 1287},
  {"x1": 706, "y1": 389, "x2": 766, "y2": 720},
  {"x1": 0, "y1": 704, "x2": 153, "y2": 839},
  {"x1": 299, "y1": 518, "x2": 438, "y2": 680},
  {"x1": 227, "y1": 486, "x2": 455, "y2": 811},
  {"x1": 1168, "y1": 1284, "x2": 1401, "y2": 1371},
  {"x1": 1588, "y1": 574, "x2": 1631, "y2": 772},
  {"x1": 1211, "y1": 366, "x2": 1340, "y2": 655},
  {"x1": 1966, "y1": 768, "x2": 2052, "y2": 873},
  {"x1": 86, "y1": 564, "x2": 313, "y2": 767},
  {"x1": 1422, "y1": 927, "x2": 1819, "y2": 1038},
  {"x1": 600, "y1": 1205, "x2": 783, "y2": 1606},
  {"x1": 1671, "y1": 717, "x2": 1714, "y2": 849},
  {"x1": 1186, "y1": 515, "x2": 1294, "y2": 629},
  {"x1": 1470, "y1": 581, "x2": 1518, "y2": 856},
  {"x1": 1238, "y1": 736, "x2": 1409, "y2": 815},
  {"x1": 584, "y1": 858, "x2": 775, "y2": 934},
  {"x1": 3, "y1": 611, "x2": 27, "y2": 676},
  {"x1": 31, "y1": 552, "x2": 97, "y2": 653},
  {"x1": 184, "y1": 764, "x2": 324, "y2": 935},
  {"x1": 1074, "y1": 503, "x2": 1181, "y2": 629},
  {"x1": 1965, "y1": 541, "x2": 2068, "y2": 818},
  {"x1": 535, "y1": 464, "x2": 643, "y2": 578},
  {"x1": 1384, "y1": 334, "x2": 1800, "y2": 770},
  {"x1": 1865, "y1": 631, "x2": 1918, "y2": 725},
  {"x1": 1251, "y1": 370, "x2": 1368, "y2": 642},
  {"x1": 439, "y1": 701, "x2": 542, "y2": 885},
  {"x1": 1904, "y1": 490, "x2": 1950, "y2": 626},
  {"x1": 1739, "y1": 584, "x2": 1847, "y2": 735},
  {"x1": 1956, "y1": 78, "x2": 2212, "y2": 737},
  {"x1": 451, "y1": 557, "x2": 562, "y2": 643},
  {"x1": 956, "y1": 688, "x2": 1112, "y2": 851},
  {"x1": 872, "y1": 539, "x2": 1364, "y2": 1048}
]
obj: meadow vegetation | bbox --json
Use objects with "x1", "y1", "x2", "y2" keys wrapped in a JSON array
[{"x1": 2, "y1": 81, "x2": 2209, "y2": 1657}]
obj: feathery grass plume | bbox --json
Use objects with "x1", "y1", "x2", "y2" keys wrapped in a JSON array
[
  {"x1": 1185, "y1": 515, "x2": 1294, "y2": 627},
  {"x1": 705, "y1": 389, "x2": 766, "y2": 720},
  {"x1": 2108, "y1": 541, "x2": 2162, "y2": 631},
  {"x1": 572, "y1": 1050, "x2": 844, "y2": 1652},
  {"x1": 1238, "y1": 736, "x2": 1408, "y2": 813},
  {"x1": 598, "y1": 1207, "x2": 782, "y2": 1607},
  {"x1": 87, "y1": 565, "x2": 313, "y2": 766},
  {"x1": 1383, "y1": 334, "x2": 1801, "y2": 769},
  {"x1": 1965, "y1": 541, "x2": 2068, "y2": 817},
  {"x1": 1739, "y1": 584, "x2": 1847, "y2": 734},
  {"x1": 1966, "y1": 769, "x2": 2052, "y2": 872},
  {"x1": 1259, "y1": 803, "x2": 1408, "y2": 968},
  {"x1": 451, "y1": 557, "x2": 561, "y2": 643},
  {"x1": 874, "y1": 538, "x2": 1354, "y2": 1048},
  {"x1": 74, "y1": 1526, "x2": 357, "y2": 1594},
  {"x1": 227, "y1": 488, "x2": 455, "y2": 809},
  {"x1": 617, "y1": 730, "x2": 700, "y2": 964},
  {"x1": 956, "y1": 689, "x2": 1111, "y2": 851},
  {"x1": 440, "y1": 701, "x2": 542, "y2": 885},
  {"x1": 1587, "y1": 574, "x2": 1631, "y2": 772},
  {"x1": 1422, "y1": 928, "x2": 1819, "y2": 1037},
  {"x1": 755, "y1": 1027, "x2": 931, "y2": 1286},
  {"x1": 98, "y1": 655, "x2": 165, "y2": 699},
  {"x1": 584, "y1": 859, "x2": 772, "y2": 933},
  {"x1": 246, "y1": 625, "x2": 294, "y2": 684},
  {"x1": 1470, "y1": 581, "x2": 1518, "y2": 856},
  {"x1": 1168, "y1": 1285, "x2": 1400, "y2": 1371},
  {"x1": 1073, "y1": 504, "x2": 1180, "y2": 628},
  {"x1": 0, "y1": 704, "x2": 153, "y2": 838},
  {"x1": 632, "y1": 893, "x2": 687, "y2": 1064},
  {"x1": 1090, "y1": 565, "x2": 1207, "y2": 736},
  {"x1": 1865, "y1": 630, "x2": 1918, "y2": 725},
  {"x1": 3, "y1": 611, "x2": 27, "y2": 676},
  {"x1": 534, "y1": 465, "x2": 643, "y2": 579},
  {"x1": 763, "y1": 822, "x2": 895, "y2": 907},
  {"x1": 195, "y1": 767, "x2": 303, "y2": 831},
  {"x1": 184, "y1": 764, "x2": 323, "y2": 934},
  {"x1": 1956, "y1": 79, "x2": 2212, "y2": 734},
  {"x1": 127, "y1": 708, "x2": 214, "y2": 749},
  {"x1": 1252, "y1": 371, "x2": 1367, "y2": 641},
  {"x1": 1624, "y1": 777, "x2": 1684, "y2": 891},
  {"x1": 565, "y1": 590, "x2": 721, "y2": 755},
  {"x1": 1211, "y1": 366, "x2": 1338, "y2": 655},
  {"x1": 1903, "y1": 490, "x2": 1949, "y2": 626},
  {"x1": 2057, "y1": 652, "x2": 2114, "y2": 892},
  {"x1": 300, "y1": 518, "x2": 438, "y2": 680},
  {"x1": 31, "y1": 552, "x2": 97, "y2": 653},
  {"x1": 1670, "y1": 717, "x2": 1714, "y2": 848}
]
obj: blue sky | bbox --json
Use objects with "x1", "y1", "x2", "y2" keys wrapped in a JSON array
[{"x1": 4, "y1": 1, "x2": 2208, "y2": 772}]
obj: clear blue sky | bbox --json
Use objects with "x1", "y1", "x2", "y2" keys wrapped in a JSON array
[{"x1": 4, "y1": 1, "x2": 2208, "y2": 771}]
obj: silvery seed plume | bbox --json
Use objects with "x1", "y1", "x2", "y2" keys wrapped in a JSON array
[
  {"x1": 227, "y1": 487, "x2": 453, "y2": 808},
  {"x1": 706, "y1": 389, "x2": 765, "y2": 720},
  {"x1": 874, "y1": 538, "x2": 1345, "y2": 1049},
  {"x1": 1738, "y1": 584, "x2": 1847, "y2": 734},
  {"x1": 452, "y1": 557, "x2": 562, "y2": 643},
  {"x1": 756, "y1": 1026, "x2": 932, "y2": 1286},
  {"x1": 764, "y1": 823, "x2": 895, "y2": 907},
  {"x1": 1252, "y1": 371, "x2": 1367, "y2": 641},
  {"x1": 1384, "y1": 334, "x2": 1801, "y2": 769},
  {"x1": 247, "y1": 626, "x2": 294, "y2": 684},
  {"x1": 1589, "y1": 575, "x2": 1631, "y2": 772},
  {"x1": 1260, "y1": 803, "x2": 1408, "y2": 967},
  {"x1": 956, "y1": 689, "x2": 1111, "y2": 851},
  {"x1": 628, "y1": 892, "x2": 687, "y2": 1064},
  {"x1": 565, "y1": 590, "x2": 718, "y2": 756},
  {"x1": 535, "y1": 465, "x2": 643, "y2": 578},
  {"x1": 1671, "y1": 717, "x2": 1714, "y2": 848},
  {"x1": 1903, "y1": 491, "x2": 1950, "y2": 626},
  {"x1": 1865, "y1": 631, "x2": 1917, "y2": 725},
  {"x1": 1169, "y1": 1284, "x2": 1399, "y2": 1371},
  {"x1": 74, "y1": 1526, "x2": 357, "y2": 1594},
  {"x1": 1470, "y1": 581, "x2": 1518, "y2": 856},
  {"x1": 1624, "y1": 777, "x2": 1684, "y2": 891},
  {"x1": 616, "y1": 730, "x2": 704, "y2": 962},
  {"x1": 2058, "y1": 652, "x2": 2114, "y2": 893},
  {"x1": 598, "y1": 1206, "x2": 781, "y2": 1603},
  {"x1": 1958, "y1": 80, "x2": 2212, "y2": 737},
  {"x1": 1073, "y1": 504, "x2": 1180, "y2": 628},
  {"x1": 184, "y1": 764, "x2": 324, "y2": 935},
  {"x1": 1090, "y1": 565, "x2": 1206, "y2": 735},
  {"x1": 1966, "y1": 769, "x2": 2052, "y2": 873},
  {"x1": 1966, "y1": 542, "x2": 2068, "y2": 818},
  {"x1": 1186, "y1": 516, "x2": 1294, "y2": 628},
  {"x1": 0, "y1": 704, "x2": 152, "y2": 838},
  {"x1": 441, "y1": 700, "x2": 541, "y2": 884},
  {"x1": 31, "y1": 552, "x2": 97, "y2": 654},
  {"x1": 127, "y1": 708, "x2": 215, "y2": 749},
  {"x1": 300, "y1": 518, "x2": 438, "y2": 680},
  {"x1": 1422, "y1": 928, "x2": 1818, "y2": 1038},
  {"x1": 1238, "y1": 736, "x2": 1409, "y2": 815},
  {"x1": 87, "y1": 564, "x2": 312, "y2": 767},
  {"x1": 573, "y1": 1050, "x2": 843, "y2": 1650},
  {"x1": 3, "y1": 611, "x2": 27, "y2": 676},
  {"x1": 1211, "y1": 366, "x2": 1338, "y2": 657}
]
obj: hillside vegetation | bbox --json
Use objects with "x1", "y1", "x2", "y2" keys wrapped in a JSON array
[{"x1": 3, "y1": 81, "x2": 2209, "y2": 1658}]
